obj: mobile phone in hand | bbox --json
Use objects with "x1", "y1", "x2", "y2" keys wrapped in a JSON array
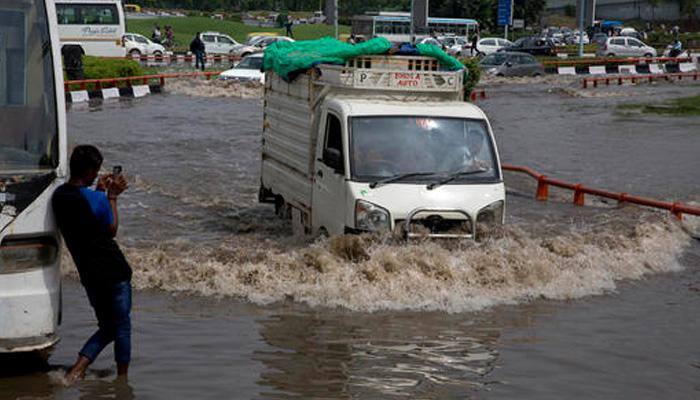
[{"x1": 113, "y1": 165, "x2": 123, "y2": 176}]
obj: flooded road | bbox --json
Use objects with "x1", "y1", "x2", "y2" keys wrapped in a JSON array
[{"x1": 2, "y1": 80, "x2": 699, "y2": 399}]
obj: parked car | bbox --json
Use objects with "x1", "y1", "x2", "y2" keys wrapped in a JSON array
[
  {"x1": 500, "y1": 37, "x2": 556, "y2": 56},
  {"x1": 567, "y1": 31, "x2": 589, "y2": 45},
  {"x1": 480, "y1": 51, "x2": 544, "y2": 77},
  {"x1": 596, "y1": 36, "x2": 657, "y2": 58},
  {"x1": 250, "y1": 35, "x2": 294, "y2": 48},
  {"x1": 200, "y1": 31, "x2": 241, "y2": 54},
  {"x1": 438, "y1": 36, "x2": 469, "y2": 56},
  {"x1": 475, "y1": 37, "x2": 513, "y2": 56},
  {"x1": 123, "y1": 33, "x2": 166, "y2": 56},
  {"x1": 218, "y1": 53, "x2": 265, "y2": 83},
  {"x1": 592, "y1": 32, "x2": 608, "y2": 45},
  {"x1": 232, "y1": 35, "x2": 294, "y2": 57}
]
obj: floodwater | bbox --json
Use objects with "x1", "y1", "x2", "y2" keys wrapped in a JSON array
[{"x1": 1, "y1": 78, "x2": 699, "y2": 399}]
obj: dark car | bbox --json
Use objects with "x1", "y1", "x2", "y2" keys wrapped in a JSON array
[
  {"x1": 500, "y1": 36, "x2": 556, "y2": 56},
  {"x1": 592, "y1": 33, "x2": 608, "y2": 45},
  {"x1": 480, "y1": 51, "x2": 545, "y2": 77}
]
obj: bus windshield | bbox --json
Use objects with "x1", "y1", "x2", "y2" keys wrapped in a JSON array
[{"x1": 0, "y1": 0, "x2": 58, "y2": 172}]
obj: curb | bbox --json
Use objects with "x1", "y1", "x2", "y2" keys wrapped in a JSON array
[{"x1": 66, "y1": 84, "x2": 162, "y2": 103}]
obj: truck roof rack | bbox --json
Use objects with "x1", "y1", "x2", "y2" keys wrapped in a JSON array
[{"x1": 317, "y1": 55, "x2": 463, "y2": 93}]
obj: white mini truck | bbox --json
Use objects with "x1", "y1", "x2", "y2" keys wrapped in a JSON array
[{"x1": 259, "y1": 55, "x2": 505, "y2": 239}]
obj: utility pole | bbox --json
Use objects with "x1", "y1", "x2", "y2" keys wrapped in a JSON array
[
  {"x1": 334, "y1": 0, "x2": 338, "y2": 39},
  {"x1": 578, "y1": 0, "x2": 585, "y2": 57}
]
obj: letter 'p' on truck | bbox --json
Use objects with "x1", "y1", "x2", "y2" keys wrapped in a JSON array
[{"x1": 259, "y1": 55, "x2": 505, "y2": 239}]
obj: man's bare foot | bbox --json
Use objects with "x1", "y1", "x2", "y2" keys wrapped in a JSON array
[{"x1": 64, "y1": 355, "x2": 90, "y2": 385}]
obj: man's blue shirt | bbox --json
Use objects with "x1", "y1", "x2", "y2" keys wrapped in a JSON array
[{"x1": 79, "y1": 188, "x2": 113, "y2": 227}]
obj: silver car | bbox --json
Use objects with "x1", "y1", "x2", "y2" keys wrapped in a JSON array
[
  {"x1": 596, "y1": 37, "x2": 657, "y2": 58},
  {"x1": 480, "y1": 52, "x2": 545, "y2": 77}
]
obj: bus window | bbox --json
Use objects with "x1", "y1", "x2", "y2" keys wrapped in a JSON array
[
  {"x1": 0, "y1": 6, "x2": 58, "y2": 169},
  {"x1": 55, "y1": 3, "x2": 119, "y2": 25}
]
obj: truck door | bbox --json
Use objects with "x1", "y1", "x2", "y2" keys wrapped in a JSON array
[{"x1": 312, "y1": 111, "x2": 347, "y2": 235}]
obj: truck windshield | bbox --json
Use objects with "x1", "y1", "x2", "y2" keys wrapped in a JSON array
[
  {"x1": 351, "y1": 117, "x2": 499, "y2": 183},
  {"x1": 1, "y1": 0, "x2": 58, "y2": 173}
]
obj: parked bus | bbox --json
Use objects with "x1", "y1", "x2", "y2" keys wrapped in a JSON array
[
  {"x1": 55, "y1": 0, "x2": 126, "y2": 57},
  {"x1": 0, "y1": 0, "x2": 67, "y2": 356},
  {"x1": 352, "y1": 12, "x2": 479, "y2": 43}
]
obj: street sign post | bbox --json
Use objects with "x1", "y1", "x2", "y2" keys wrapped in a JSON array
[{"x1": 497, "y1": 0, "x2": 513, "y2": 40}]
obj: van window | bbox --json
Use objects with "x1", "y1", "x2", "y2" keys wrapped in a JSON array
[
  {"x1": 56, "y1": 3, "x2": 119, "y2": 25},
  {"x1": 202, "y1": 35, "x2": 216, "y2": 43},
  {"x1": 325, "y1": 114, "x2": 343, "y2": 153}
]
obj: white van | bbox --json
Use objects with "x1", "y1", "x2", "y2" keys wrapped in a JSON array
[
  {"x1": 0, "y1": 0, "x2": 68, "y2": 355},
  {"x1": 55, "y1": 0, "x2": 126, "y2": 57},
  {"x1": 260, "y1": 56, "x2": 505, "y2": 239}
]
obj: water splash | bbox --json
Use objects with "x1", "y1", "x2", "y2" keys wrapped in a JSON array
[{"x1": 61, "y1": 214, "x2": 692, "y2": 313}]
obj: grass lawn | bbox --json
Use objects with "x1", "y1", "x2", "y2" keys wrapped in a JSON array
[
  {"x1": 126, "y1": 17, "x2": 350, "y2": 51},
  {"x1": 618, "y1": 95, "x2": 700, "y2": 116}
]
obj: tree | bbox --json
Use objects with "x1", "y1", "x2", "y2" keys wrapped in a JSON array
[
  {"x1": 679, "y1": 0, "x2": 700, "y2": 22},
  {"x1": 646, "y1": 0, "x2": 660, "y2": 19}
]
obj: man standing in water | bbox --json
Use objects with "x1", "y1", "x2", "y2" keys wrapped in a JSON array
[
  {"x1": 52, "y1": 145, "x2": 131, "y2": 383},
  {"x1": 190, "y1": 32, "x2": 206, "y2": 71}
]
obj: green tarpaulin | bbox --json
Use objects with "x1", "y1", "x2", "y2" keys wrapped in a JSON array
[{"x1": 263, "y1": 37, "x2": 465, "y2": 81}]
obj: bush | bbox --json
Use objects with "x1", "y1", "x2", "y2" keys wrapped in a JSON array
[
  {"x1": 82, "y1": 56, "x2": 147, "y2": 79},
  {"x1": 460, "y1": 57, "x2": 482, "y2": 97}
]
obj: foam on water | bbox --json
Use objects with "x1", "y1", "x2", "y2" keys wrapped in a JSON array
[
  {"x1": 61, "y1": 214, "x2": 692, "y2": 313},
  {"x1": 165, "y1": 78, "x2": 263, "y2": 98}
]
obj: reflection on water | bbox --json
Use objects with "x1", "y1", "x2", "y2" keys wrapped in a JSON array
[{"x1": 254, "y1": 312, "x2": 502, "y2": 398}]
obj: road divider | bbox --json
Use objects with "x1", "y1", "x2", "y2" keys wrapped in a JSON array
[
  {"x1": 581, "y1": 71, "x2": 700, "y2": 88},
  {"x1": 64, "y1": 71, "x2": 223, "y2": 102},
  {"x1": 545, "y1": 56, "x2": 695, "y2": 76},
  {"x1": 130, "y1": 53, "x2": 241, "y2": 66},
  {"x1": 502, "y1": 164, "x2": 700, "y2": 220}
]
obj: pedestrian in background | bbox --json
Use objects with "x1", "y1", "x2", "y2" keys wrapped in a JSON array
[
  {"x1": 190, "y1": 32, "x2": 206, "y2": 71},
  {"x1": 470, "y1": 34, "x2": 479, "y2": 57},
  {"x1": 151, "y1": 25, "x2": 162, "y2": 43},
  {"x1": 53, "y1": 145, "x2": 131, "y2": 383},
  {"x1": 285, "y1": 16, "x2": 294, "y2": 38}
]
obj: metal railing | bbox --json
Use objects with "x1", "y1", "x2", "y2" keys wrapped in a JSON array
[
  {"x1": 581, "y1": 71, "x2": 699, "y2": 88},
  {"x1": 543, "y1": 56, "x2": 692, "y2": 68},
  {"x1": 502, "y1": 164, "x2": 700, "y2": 220},
  {"x1": 64, "y1": 71, "x2": 224, "y2": 91}
]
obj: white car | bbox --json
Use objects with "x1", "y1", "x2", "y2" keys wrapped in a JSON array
[
  {"x1": 476, "y1": 38, "x2": 513, "y2": 55},
  {"x1": 201, "y1": 31, "x2": 241, "y2": 54},
  {"x1": 596, "y1": 37, "x2": 657, "y2": 58},
  {"x1": 123, "y1": 33, "x2": 166, "y2": 57},
  {"x1": 219, "y1": 53, "x2": 265, "y2": 83},
  {"x1": 232, "y1": 36, "x2": 294, "y2": 57},
  {"x1": 570, "y1": 31, "x2": 590, "y2": 44}
]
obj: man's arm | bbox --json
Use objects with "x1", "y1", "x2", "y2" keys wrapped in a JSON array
[{"x1": 107, "y1": 175, "x2": 128, "y2": 237}]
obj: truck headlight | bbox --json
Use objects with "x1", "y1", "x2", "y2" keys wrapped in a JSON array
[
  {"x1": 476, "y1": 200, "x2": 505, "y2": 226},
  {"x1": 355, "y1": 200, "x2": 391, "y2": 232}
]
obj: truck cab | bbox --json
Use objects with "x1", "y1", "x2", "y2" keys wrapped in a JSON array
[{"x1": 261, "y1": 55, "x2": 505, "y2": 239}]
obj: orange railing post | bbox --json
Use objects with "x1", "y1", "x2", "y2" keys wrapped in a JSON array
[
  {"x1": 536, "y1": 175, "x2": 549, "y2": 201},
  {"x1": 573, "y1": 184, "x2": 585, "y2": 206}
]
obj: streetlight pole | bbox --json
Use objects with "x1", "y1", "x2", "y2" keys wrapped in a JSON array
[{"x1": 578, "y1": 0, "x2": 585, "y2": 57}]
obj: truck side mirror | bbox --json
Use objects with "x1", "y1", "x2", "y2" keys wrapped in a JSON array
[
  {"x1": 323, "y1": 148, "x2": 344, "y2": 173},
  {"x1": 505, "y1": 62, "x2": 513, "y2": 67}
]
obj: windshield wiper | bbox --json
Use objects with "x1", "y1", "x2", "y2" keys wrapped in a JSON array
[
  {"x1": 369, "y1": 172, "x2": 437, "y2": 189},
  {"x1": 426, "y1": 168, "x2": 488, "y2": 190}
]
